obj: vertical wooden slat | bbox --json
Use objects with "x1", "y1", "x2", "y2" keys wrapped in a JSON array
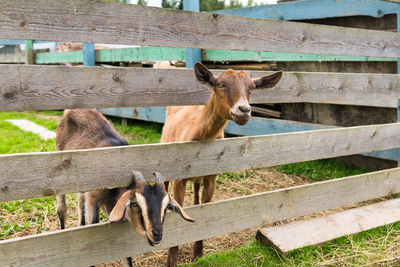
[
  {"x1": 24, "y1": 40, "x2": 34, "y2": 65},
  {"x1": 83, "y1": 43, "x2": 95, "y2": 66},
  {"x1": 397, "y1": 98, "x2": 400, "y2": 166},
  {"x1": 183, "y1": 0, "x2": 201, "y2": 68},
  {"x1": 397, "y1": 10, "x2": 400, "y2": 74}
]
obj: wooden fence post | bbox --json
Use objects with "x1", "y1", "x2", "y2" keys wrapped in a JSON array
[
  {"x1": 183, "y1": 0, "x2": 201, "y2": 68},
  {"x1": 24, "y1": 40, "x2": 34, "y2": 65},
  {"x1": 83, "y1": 43, "x2": 95, "y2": 66},
  {"x1": 397, "y1": 9, "x2": 400, "y2": 74}
]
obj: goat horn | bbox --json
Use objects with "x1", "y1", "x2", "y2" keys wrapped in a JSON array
[
  {"x1": 131, "y1": 170, "x2": 144, "y2": 181},
  {"x1": 153, "y1": 172, "x2": 164, "y2": 183}
]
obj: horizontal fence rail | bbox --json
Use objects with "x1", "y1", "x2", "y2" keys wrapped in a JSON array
[
  {"x1": 1, "y1": 1, "x2": 400, "y2": 57},
  {"x1": 1, "y1": 65, "x2": 400, "y2": 111},
  {"x1": 1, "y1": 123, "x2": 400, "y2": 202},
  {"x1": 2, "y1": 167, "x2": 400, "y2": 266}
]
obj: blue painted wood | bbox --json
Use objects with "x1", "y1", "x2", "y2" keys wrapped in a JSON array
[
  {"x1": 0, "y1": 39, "x2": 24, "y2": 45},
  {"x1": 83, "y1": 43, "x2": 95, "y2": 66},
  {"x1": 214, "y1": 0, "x2": 398, "y2": 20},
  {"x1": 397, "y1": 10, "x2": 400, "y2": 74},
  {"x1": 0, "y1": 39, "x2": 60, "y2": 45},
  {"x1": 98, "y1": 107, "x2": 166, "y2": 123},
  {"x1": 183, "y1": 0, "x2": 201, "y2": 68},
  {"x1": 397, "y1": 98, "x2": 400, "y2": 164}
]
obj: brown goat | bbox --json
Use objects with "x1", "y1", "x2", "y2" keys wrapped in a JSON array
[
  {"x1": 56, "y1": 109, "x2": 194, "y2": 266},
  {"x1": 161, "y1": 63, "x2": 282, "y2": 266}
]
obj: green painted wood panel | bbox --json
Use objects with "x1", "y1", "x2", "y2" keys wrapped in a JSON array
[
  {"x1": 35, "y1": 50, "x2": 83, "y2": 64},
  {"x1": 34, "y1": 47, "x2": 396, "y2": 64}
]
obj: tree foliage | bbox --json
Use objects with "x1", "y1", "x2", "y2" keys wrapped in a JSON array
[
  {"x1": 162, "y1": 0, "x2": 182, "y2": 9},
  {"x1": 160, "y1": 0, "x2": 265, "y2": 11},
  {"x1": 137, "y1": 0, "x2": 148, "y2": 5}
]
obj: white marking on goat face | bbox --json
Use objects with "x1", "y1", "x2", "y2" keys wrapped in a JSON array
[
  {"x1": 135, "y1": 193, "x2": 150, "y2": 231},
  {"x1": 160, "y1": 195, "x2": 170, "y2": 221}
]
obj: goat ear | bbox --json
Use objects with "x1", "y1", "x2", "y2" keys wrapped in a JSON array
[
  {"x1": 109, "y1": 190, "x2": 134, "y2": 223},
  {"x1": 168, "y1": 196, "x2": 195, "y2": 223},
  {"x1": 253, "y1": 71, "x2": 282, "y2": 89},
  {"x1": 194, "y1": 62, "x2": 216, "y2": 87}
]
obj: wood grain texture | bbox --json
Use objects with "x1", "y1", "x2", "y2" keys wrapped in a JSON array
[
  {"x1": 1, "y1": 65, "x2": 400, "y2": 111},
  {"x1": 257, "y1": 198, "x2": 400, "y2": 254},
  {"x1": 2, "y1": 167, "x2": 400, "y2": 266},
  {"x1": 1, "y1": 123, "x2": 400, "y2": 202},
  {"x1": 0, "y1": 0, "x2": 399, "y2": 57}
]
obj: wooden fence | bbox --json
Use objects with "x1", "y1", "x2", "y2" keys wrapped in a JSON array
[{"x1": 0, "y1": 0, "x2": 400, "y2": 266}]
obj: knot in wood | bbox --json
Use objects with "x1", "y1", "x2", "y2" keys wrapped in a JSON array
[
  {"x1": 43, "y1": 188, "x2": 55, "y2": 196},
  {"x1": 61, "y1": 159, "x2": 71, "y2": 169},
  {"x1": 3, "y1": 92, "x2": 15, "y2": 100},
  {"x1": 1, "y1": 186, "x2": 8, "y2": 192},
  {"x1": 113, "y1": 75, "x2": 120, "y2": 82},
  {"x1": 20, "y1": 21, "x2": 26, "y2": 27}
]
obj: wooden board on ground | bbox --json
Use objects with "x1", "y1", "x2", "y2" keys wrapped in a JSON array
[
  {"x1": 256, "y1": 198, "x2": 400, "y2": 254},
  {"x1": 1, "y1": 65, "x2": 400, "y2": 111},
  {"x1": 1, "y1": 123, "x2": 400, "y2": 202},
  {"x1": 2, "y1": 167, "x2": 400, "y2": 266},
  {"x1": 0, "y1": 1, "x2": 399, "y2": 58}
]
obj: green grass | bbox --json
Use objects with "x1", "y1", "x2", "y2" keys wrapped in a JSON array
[
  {"x1": 109, "y1": 117, "x2": 162, "y2": 145},
  {"x1": 274, "y1": 159, "x2": 370, "y2": 182},
  {"x1": 0, "y1": 197, "x2": 57, "y2": 238},
  {"x1": 187, "y1": 221, "x2": 400, "y2": 266},
  {"x1": 0, "y1": 111, "x2": 162, "y2": 239},
  {"x1": 0, "y1": 112, "x2": 58, "y2": 154}
]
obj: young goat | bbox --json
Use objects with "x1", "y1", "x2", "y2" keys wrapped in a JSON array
[
  {"x1": 56, "y1": 109, "x2": 194, "y2": 265},
  {"x1": 161, "y1": 63, "x2": 282, "y2": 266}
]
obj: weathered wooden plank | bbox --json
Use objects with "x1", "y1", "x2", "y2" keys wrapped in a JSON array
[
  {"x1": 1, "y1": 123, "x2": 400, "y2": 202},
  {"x1": 215, "y1": 0, "x2": 399, "y2": 20},
  {"x1": 1, "y1": 65, "x2": 400, "y2": 111},
  {"x1": 2, "y1": 167, "x2": 400, "y2": 266},
  {"x1": 0, "y1": 52, "x2": 24, "y2": 63},
  {"x1": 1, "y1": 1, "x2": 399, "y2": 57},
  {"x1": 256, "y1": 198, "x2": 400, "y2": 254}
]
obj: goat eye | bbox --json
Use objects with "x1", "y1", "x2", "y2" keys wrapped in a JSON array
[
  {"x1": 130, "y1": 202, "x2": 138, "y2": 207},
  {"x1": 216, "y1": 82, "x2": 224, "y2": 88}
]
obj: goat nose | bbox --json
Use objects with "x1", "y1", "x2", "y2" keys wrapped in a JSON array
[
  {"x1": 238, "y1": 105, "x2": 251, "y2": 114},
  {"x1": 152, "y1": 230, "x2": 163, "y2": 241}
]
